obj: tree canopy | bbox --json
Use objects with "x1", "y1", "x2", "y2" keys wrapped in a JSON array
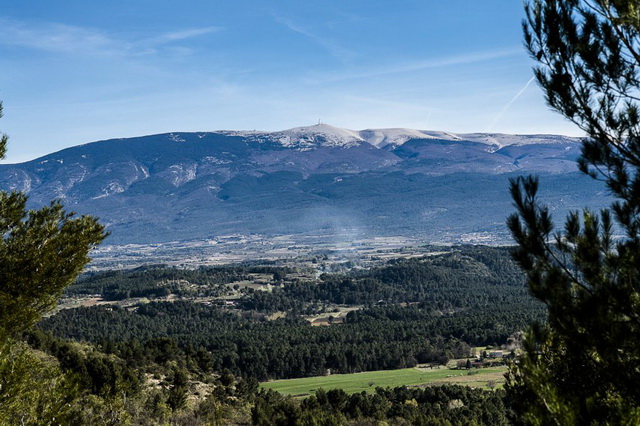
[
  {"x1": 0, "y1": 100, "x2": 107, "y2": 423},
  {"x1": 0, "y1": 101, "x2": 106, "y2": 338},
  {"x1": 507, "y1": 1, "x2": 640, "y2": 423}
]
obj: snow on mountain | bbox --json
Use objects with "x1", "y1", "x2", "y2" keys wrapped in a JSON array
[
  {"x1": 273, "y1": 124, "x2": 364, "y2": 149},
  {"x1": 214, "y1": 124, "x2": 581, "y2": 150},
  {"x1": 221, "y1": 124, "x2": 364, "y2": 150},
  {"x1": 357, "y1": 128, "x2": 444, "y2": 148},
  {"x1": 454, "y1": 133, "x2": 583, "y2": 148},
  {"x1": 356, "y1": 128, "x2": 583, "y2": 149}
]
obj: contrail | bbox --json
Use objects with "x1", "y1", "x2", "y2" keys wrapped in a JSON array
[{"x1": 487, "y1": 76, "x2": 536, "y2": 132}]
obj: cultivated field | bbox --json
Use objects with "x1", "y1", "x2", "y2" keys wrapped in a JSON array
[{"x1": 260, "y1": 365, "x2": 508, "y2": 397}]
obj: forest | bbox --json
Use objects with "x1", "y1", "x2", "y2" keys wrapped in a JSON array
[
  {"x1": 10, "y1": 245, "x2": 541, "y2": 423},
  {"x1": 40, "y1": 246, "x2": 542, "y2": 381}
]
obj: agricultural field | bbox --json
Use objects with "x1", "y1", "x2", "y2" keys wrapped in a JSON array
[{"x1": 260, "y1": 365, "x2": 508, "y2": 397}]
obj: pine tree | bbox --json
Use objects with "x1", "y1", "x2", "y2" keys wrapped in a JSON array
[
  {"x1": 0, "y1": 100, "x2": 107, "y2": 422},
  {"x1": 506, "y1": 1, "x2": 640, "y2": 423},
  {"x1": 0, "y1": 101, "x2": 106, "y2": 338}
]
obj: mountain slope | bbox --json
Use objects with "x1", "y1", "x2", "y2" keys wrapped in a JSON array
[{"x1": 0, "y1": 125, "x2": 602, "y2": 244}]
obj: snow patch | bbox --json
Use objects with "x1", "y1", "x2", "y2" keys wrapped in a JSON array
[
  {"x1": 66, "y1": 164, "x2": 88, "y2": 187},
  {"x1": 166, "y1": 163, "x2": 197, "y2": 186},
  {"x1": 7, "y1": 170, "x2": 32, "y2": 192},
  {"x1": 203, "y1": 156, "x2": 231, "y2": 165},
  {"x1": 134, "y1": 163, "x2": 150, "y2": 179},
  {"x1": 168, "y1": 133, "x2": 186, "y2": 143},
  {"x1": 92, "y1": 181, "x2": 125, "y2": 199},
  {"x1": 38, "y1": 158, "x2": 63, "y2": 165}
]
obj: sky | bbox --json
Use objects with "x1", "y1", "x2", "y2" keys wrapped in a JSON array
[{"x1": 0, "y1": 1, "x2": 585, "y2": 163}]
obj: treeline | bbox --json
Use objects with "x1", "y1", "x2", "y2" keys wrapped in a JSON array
[
  {"x1": 253, "y1": 385, "x2": 512, "y2": 425},
  {"x1": 66, "y1": 246, "x2": 528, "y2": 311},
  {"x1": 67, "y1": 264, "x2": 293, "y2": 300},
  {"x1": 40, "y1": 300, "x2": 543, "y2": 381},
  {"x1": 40, "y1": 302, "x2": 468, "y2": 380},
  {"x1": 22, "y1": 327, "x2": 515, "y2": 424},
  {"x1": 239, "y1": 246, "x2": 531, "y2": 312}
]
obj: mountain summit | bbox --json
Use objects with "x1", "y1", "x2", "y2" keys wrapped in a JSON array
[{"x1": 224, "y1": 123, "x2": 577, "y2": 149}]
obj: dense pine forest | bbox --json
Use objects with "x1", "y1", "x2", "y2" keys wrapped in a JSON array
[{"x1": 20, "y1": 245, "x2": 541, "y2": 423}]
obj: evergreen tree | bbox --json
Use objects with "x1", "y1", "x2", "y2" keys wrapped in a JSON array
[
  {"x1": 0, "y1": 103, "x2": 106, "y2": 337},
  {"x1": 507, "y1": 1, "x2": 640, "y2": 423},
  {"x1": 0, "y1": 100, "x2": 107, "y2": 422}
]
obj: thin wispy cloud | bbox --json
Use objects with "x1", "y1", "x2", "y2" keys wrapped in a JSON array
[
  {"x1": 0, "y1": 17, "x2": 221, "y2": 58},
  {"x1": 0, "y1": 17, "x2": 120, "y2": 55},
  {"x1": 143, "y1": 27, "x2": 222, "y2": 45},
  {"x1": 275, "y1": 16, "x2": 356, "y2": 63},
  {"x1": 305, "y1": 47, "x2": 524, "y2": 84}
]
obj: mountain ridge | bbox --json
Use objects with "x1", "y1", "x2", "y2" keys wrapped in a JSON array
[
  {"x1": 0, "y1": 125, "x2": 599, "y2": 245},
  {"x1": 217, "y1": 123, "x2": 581, "y2": 148}
]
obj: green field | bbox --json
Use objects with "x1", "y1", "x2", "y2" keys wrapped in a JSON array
[{"x1": 260, "y1": 366, "x2": 507, "y2": 397}]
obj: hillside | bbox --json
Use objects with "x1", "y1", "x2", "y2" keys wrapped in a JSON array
[{"x1": 0, "y1": 124, "x2": 604, "y2": 244}]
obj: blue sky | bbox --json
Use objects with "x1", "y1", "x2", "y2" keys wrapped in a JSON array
[{"x1": 0, "y1": 1, "x2": 583, "y2": 163}]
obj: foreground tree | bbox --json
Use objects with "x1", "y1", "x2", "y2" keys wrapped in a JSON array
[
  {"x1": 0, "y1": 100, "x2": 107, "y2": 422},
  {"x1": 506, "y1": 0, "x2": 640, "y2": 424}
]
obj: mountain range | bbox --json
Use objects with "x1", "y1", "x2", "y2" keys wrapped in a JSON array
[{"x1": 0, "y1": 124, "x2": 609, "y2": 245}]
